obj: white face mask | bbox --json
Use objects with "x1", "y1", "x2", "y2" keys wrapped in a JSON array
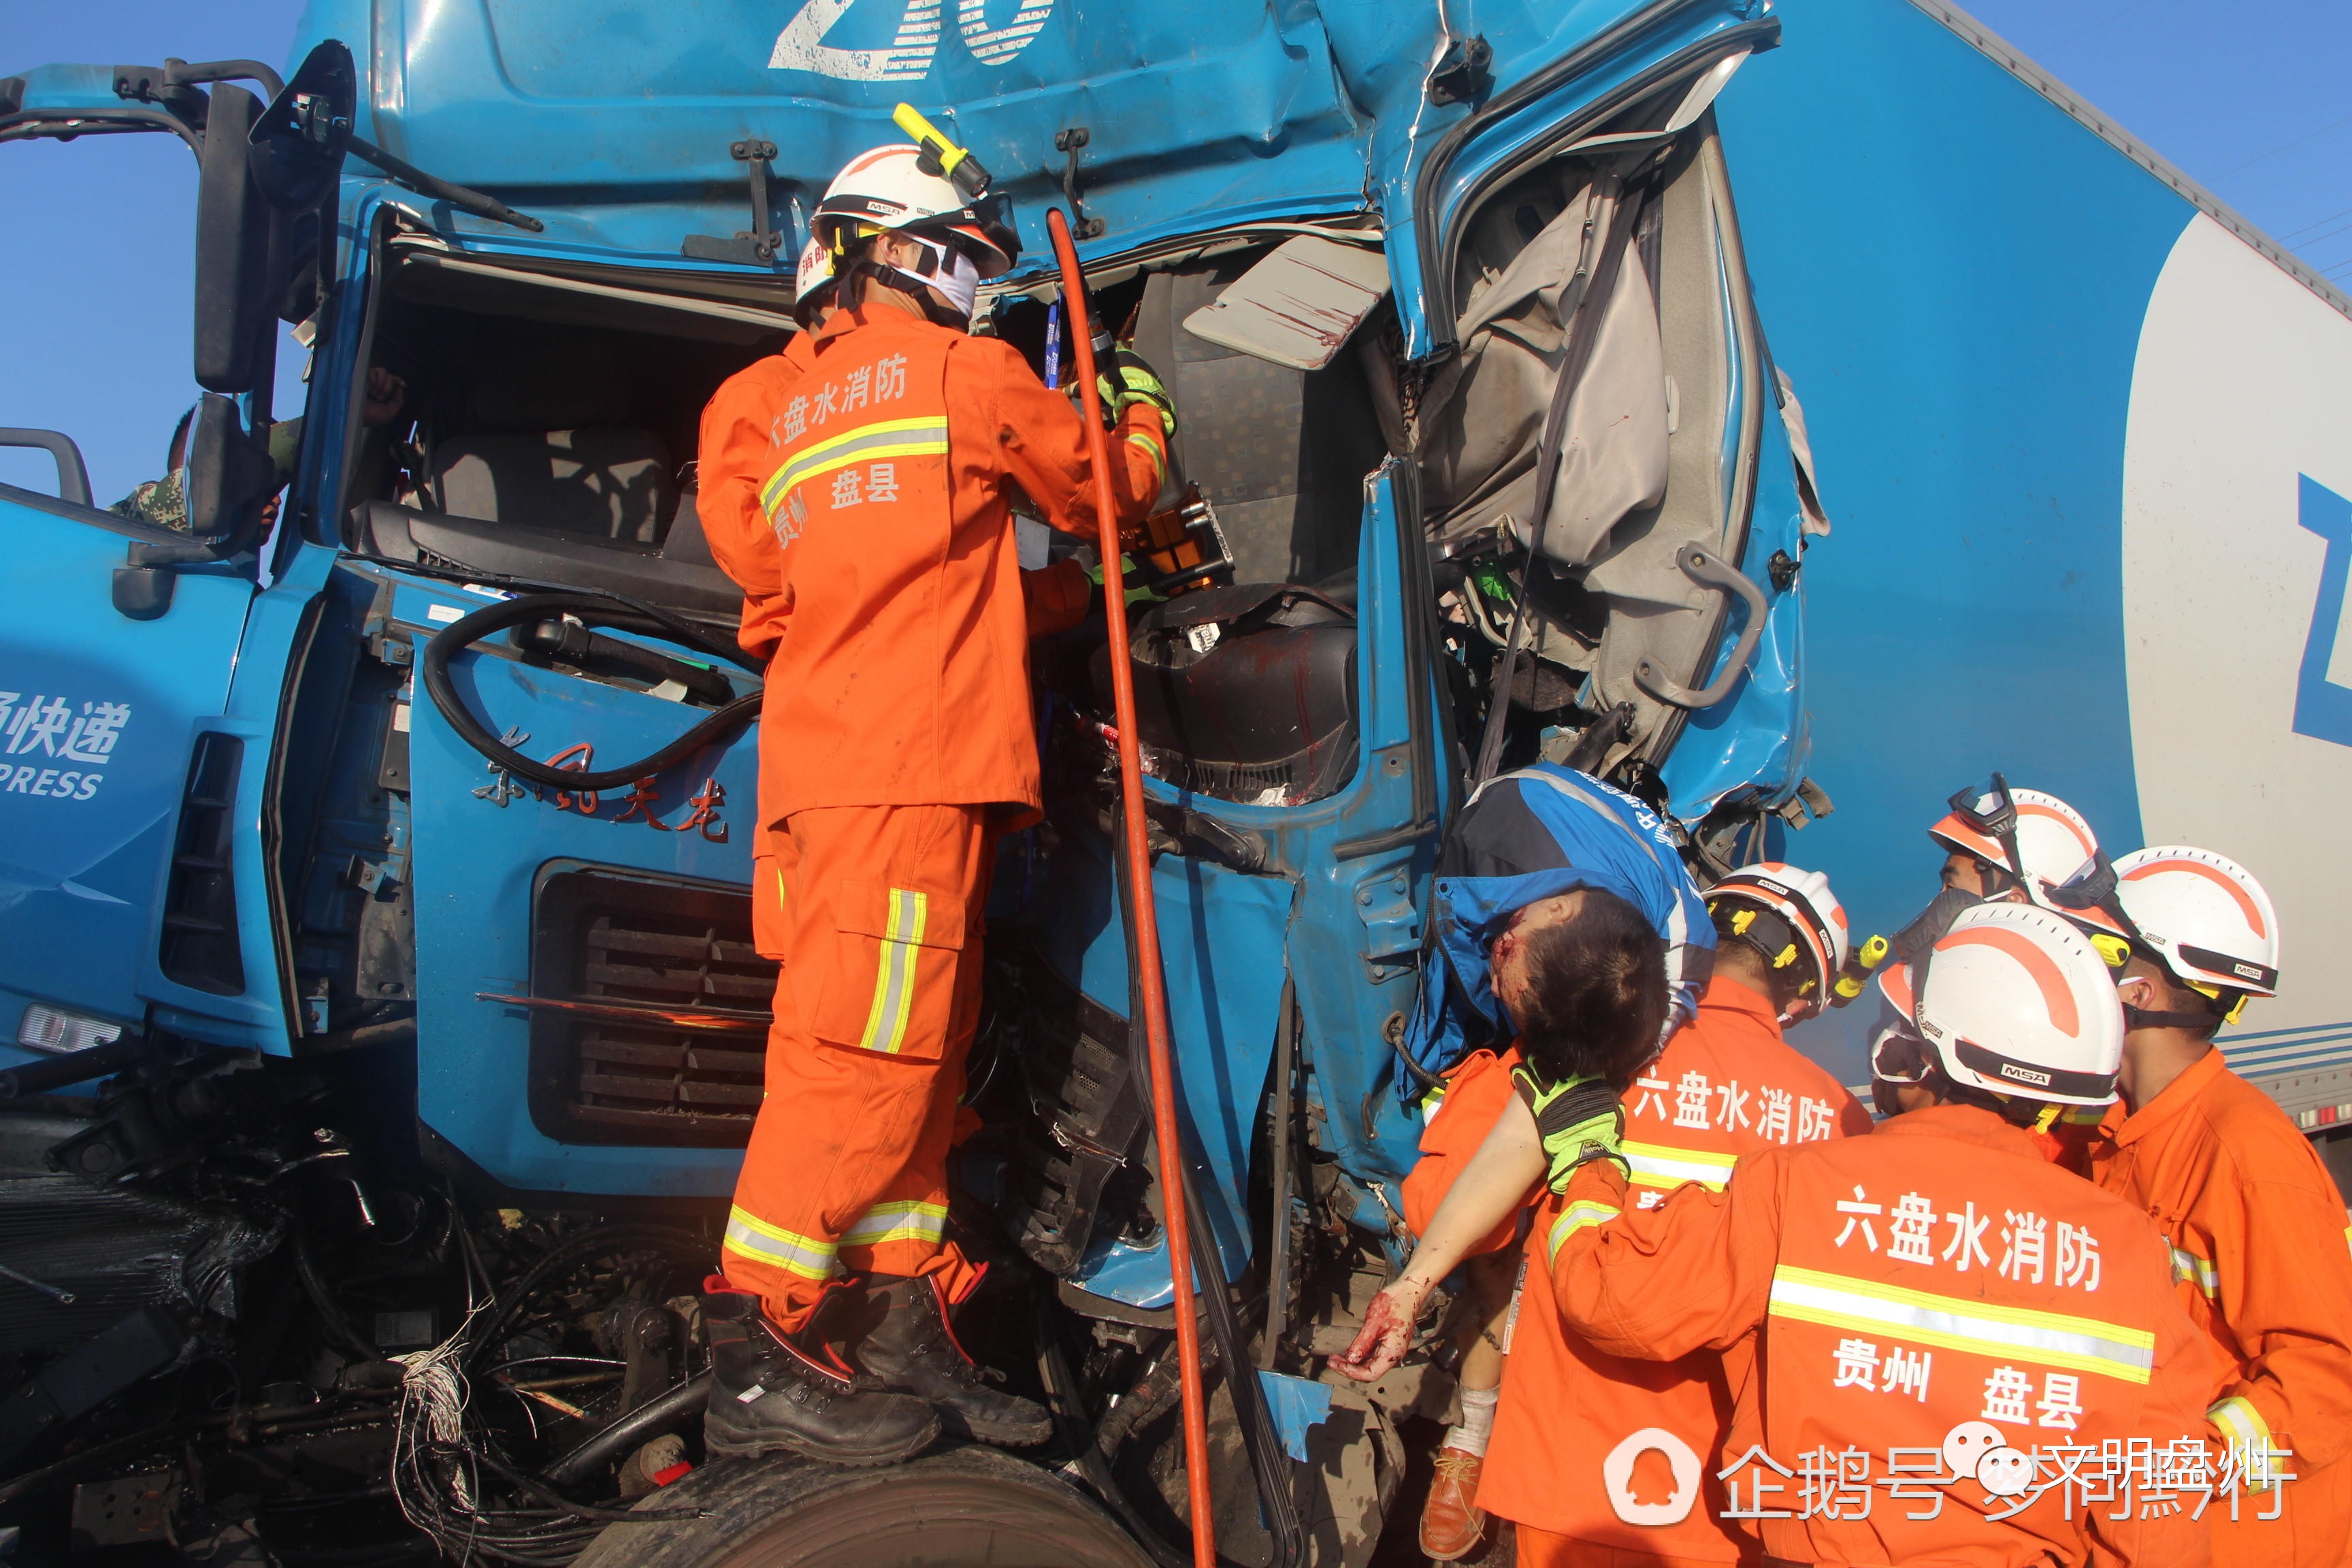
[{"x1": 884, "y1": 233, "x2": 981, "y2": 322}]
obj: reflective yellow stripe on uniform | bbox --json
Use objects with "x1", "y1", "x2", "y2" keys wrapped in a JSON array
[
  {"x1": 760, "y1": 415, "x2": 949, "y2": 520},
  {"x1": 1125, "y1": 429, "x2": 1166, "y2": 487},
  {"x1": 1546, "y1": 1199, "x2": 1622, "y2": 1262},
  {"x1": 723, "y1": 1205, "x2": 838, "y2": 1281},
  {"x1": 840, "y1": 1199, "x2": 949, "y2": 1249},
  {"x1": 1768, "y1": 1264, "x2": 2156, "y2": 1384},
  {"x1": 2209, "y1": 1394, "x2": 2286, "y2": 1488},
  {"x1": 858, "y1": 888, "x2": 929, "y2": 1053},
  {"x1": 2168, "y1": 1243, "x2": 2221, "y2": 1300},
  {"x1": 1622, "y1": 1139, "x2": 1740, "y2": 1193}
]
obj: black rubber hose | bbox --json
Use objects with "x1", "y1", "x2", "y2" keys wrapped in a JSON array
[
  {"x1": 421, "y1": 592, "x2": 763, "y2": 791},
  {"x1": 510, "y1": 619, "x2": 736, "y2": 708},
  {"x1": 1260, "y1": 975, "x2": 1298, "y2": 1372},
  {"x1": 538, "y1": 1373, "x2": 712, "y2": 1488}
]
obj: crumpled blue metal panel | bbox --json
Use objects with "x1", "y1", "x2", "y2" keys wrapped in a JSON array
[
  {"x1": 277, "y1": 0, "x2": 1767, "y2": 284},
  {"x1": 1368, "y1": 0, "x2": 1767, "y2": 357},
  {"x1": 295, "y1": 0, "x2": 1371, "y2": 270}
]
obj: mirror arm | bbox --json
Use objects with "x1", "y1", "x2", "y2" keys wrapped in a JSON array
[
  {"x1": 346, "y1": 135, "x2": 543, "y2": 231},
  {"x1": 165, "y1": 59, "x2": 287, "y2": 99}
]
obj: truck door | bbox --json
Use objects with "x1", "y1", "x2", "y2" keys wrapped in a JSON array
[
  {"x1": 1388, "y1": 8, "x2": 1833, "y2": 866},
  {"x1": 0, "y1": 64, "x2": 316, "y2": 1060},
  {"x1": 0, "y1": 451, "x2": 262, "y2": 1058}
]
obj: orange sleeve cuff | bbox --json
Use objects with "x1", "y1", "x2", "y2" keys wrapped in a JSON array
[{"x1": 1021, "y1": 558, "x2": 1093, "y2": 639}]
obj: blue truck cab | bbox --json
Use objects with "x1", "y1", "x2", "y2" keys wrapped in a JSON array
[{"x1": 4, "y1": 0, "x2": 2348, "y2": 1560}]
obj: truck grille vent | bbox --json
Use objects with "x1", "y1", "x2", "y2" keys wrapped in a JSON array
[
  {"x1": 158, "y1": 734, "x2": 246, "y2": 996},
  {"x1": 529, "y1": 869, "x2": 774, "y2": 1147}
]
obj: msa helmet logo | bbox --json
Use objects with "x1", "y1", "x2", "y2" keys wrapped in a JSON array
[
  {"x1": 770, "y1": 0, "x2": 1056, "y2": 80},
  {"x1": 1997, "y1": 1062, "x2": 2055, "y2": 1088},
  {"x1": 2234, "y1": 961, "x2": 2264, "y2": 980}
]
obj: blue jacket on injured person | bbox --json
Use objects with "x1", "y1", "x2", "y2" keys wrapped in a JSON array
[{"x1": 1403, "y1": 765, "x2": 1715, "y2": 1090}]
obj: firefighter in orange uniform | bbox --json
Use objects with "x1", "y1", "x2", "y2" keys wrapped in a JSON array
[
  {"x1": 1544, "y1": 903, "x2": 2216, "y2": 1565},
  {"x1": 692, "y1": 144, "x2": 1170, "y2": 1463},
  {"x1": 1359, "y1": 864, "x2": 1873, "y2": 1565},
  {"x1": 2085, "y1": 847, "x2": 2352, "y2": 1567}
]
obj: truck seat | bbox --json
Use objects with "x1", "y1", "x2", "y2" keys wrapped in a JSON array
[
  {"x1": 424, "y1": 425, "x2": 677, "y2": 546},
  {"x1": 1131, "y1": 258, "x2": 1388, "y2": 589}
]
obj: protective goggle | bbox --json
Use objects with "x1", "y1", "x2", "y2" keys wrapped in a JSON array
[
  {"x1": 1946, "y1": 771, "x2": 2018, "y2": 839},
  {"x1": 1870, "y1": 1028, "x2": 1933, "y2": 1086},
  {"x1": 1945, "y1": 772, "x2": 2026, "y2": 885},
  {"x1": 2045, "y1": 849, "x2": 2138, "y2": 941}
]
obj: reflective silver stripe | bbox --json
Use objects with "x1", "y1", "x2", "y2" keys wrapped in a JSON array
[
  {"x1": 2209, "y1": 1394, "x2": 2269, "y2": 1448},
  {"x1": 2168, "y1": 1243, "x2": 2221, "y2": 1299},
  {"x1": 1623, "y1": 1139, "x2": 1737, "y2": 1191},
  {"x1": 839, "y1": 1199, "x2": 948, "y2": 1248},
  {"x1": 857, "y1": 889, "x2": 928, "y2": 1053},
  {"x1": 1546, "y1": 1199, "x2": 1622, "y2": 1262},
  {"x1": 1769, "y1": 1264, "x2": 2155, "y2": 1384},
  {"x1": 723, "y1": 1206, "x2": 837, "y2": 1281}
]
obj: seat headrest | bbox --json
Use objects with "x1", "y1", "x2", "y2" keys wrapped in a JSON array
[
  {"x1": 467, "y1": 337, "x2": 634, "y2": 432},
  {"x1": 429, "y1": 426, "x2": 676, "y2": 544}
]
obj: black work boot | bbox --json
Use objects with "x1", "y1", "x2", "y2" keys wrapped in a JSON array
[
  {"x1": 849, "y1": 1273, "x2": 1053, "y2": 1448},
  {"x1": 700, "y1": 1279, "x2": 938, "y2": 1465}
]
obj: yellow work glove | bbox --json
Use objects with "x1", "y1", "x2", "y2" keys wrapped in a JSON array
[
  {"x1": 1085, "y1": 554, "x2": 1165, "y2": 606},
  {"x1": 1510, "y1": 1064, "x2": 1629, "y2": 1192},
  {"x1": 1098, "y1": 350, "x2": 1176, "y2": 438}
]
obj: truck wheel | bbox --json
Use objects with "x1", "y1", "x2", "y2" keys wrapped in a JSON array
[{"x1": 572, "y1": 1443, "x2": 1158, "y2": 1568}]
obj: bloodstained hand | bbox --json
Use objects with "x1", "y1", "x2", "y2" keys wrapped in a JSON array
[{"x1": 1328, "y1": 1285, "x2": 1418, "y2": 1383}]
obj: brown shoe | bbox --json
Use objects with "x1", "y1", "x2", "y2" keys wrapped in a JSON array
[{"x1": 1420, "y1": 1446, "x2": 1489, "y2": 1561}]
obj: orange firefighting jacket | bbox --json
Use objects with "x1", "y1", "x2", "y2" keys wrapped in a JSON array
[
  {"x1": 1552, "y1": 1104, "x2": 2217, "y2": 1566},
  {"x1": 2089, "y1": 1048, "x2": 2352, "y2": 1565},
  {"x1": 1480, "y1": 975, "x2": 1872, "y2": 1557},
  {"x1": 698, "y1": 303, "x2": 1166, "y2": 828}
]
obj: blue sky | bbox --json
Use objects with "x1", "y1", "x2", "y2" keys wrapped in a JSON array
[{"x1": 1, "y1": 0, "x2": 2347, "y2": 502}]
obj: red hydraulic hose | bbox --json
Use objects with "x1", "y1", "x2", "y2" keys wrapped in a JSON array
[{"x1": 1046, "y1": 205, "x2": 1218, "y2": 1568}]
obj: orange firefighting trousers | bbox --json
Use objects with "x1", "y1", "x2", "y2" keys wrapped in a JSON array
[
  {"x1": 722, "y1": 803, "x2": 992, "y2": 1330},
  {"x1": 1513, "y1": 1528, "x2": 1729, "y2": 1568}
]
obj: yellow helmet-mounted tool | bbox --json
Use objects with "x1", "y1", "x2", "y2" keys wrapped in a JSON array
[{"x1": 893, "y1": 103, "x2": 992, "y2": 203}]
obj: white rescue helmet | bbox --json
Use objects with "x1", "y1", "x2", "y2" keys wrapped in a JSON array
[
  {"x1": 1912, "y1": 902, "x2": 2123, "y2": 1107},
  {"x1": 2112, "y1": 846, "x2": 2281, "y2": 1000},
  {"x1": 1928, "y1": 777, "x2": 2127, "y2": 936},
  {"x1": 1706, "y1": 862, "x2": 1852, "y2": 1023},
  {"x1": 793, "y1": 237, "x2": 838, "y2": 326},
  {"x1": 812, "y1": 144, "x2": 1015, "y2": 319}
]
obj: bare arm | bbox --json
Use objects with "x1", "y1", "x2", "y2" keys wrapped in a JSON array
[{"x1": 1330, "y1": 1094, "x2": 1546, "y2": 1382}]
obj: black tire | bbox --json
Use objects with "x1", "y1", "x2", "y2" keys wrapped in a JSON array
[{"x1": 572, "y1": 1443, "x2": 1158, "y2": 1568}]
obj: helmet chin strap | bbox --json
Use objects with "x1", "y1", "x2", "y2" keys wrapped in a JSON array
[{"x1": 2121, "y1": 1003, "x2": 2225, "y2": 1032}]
